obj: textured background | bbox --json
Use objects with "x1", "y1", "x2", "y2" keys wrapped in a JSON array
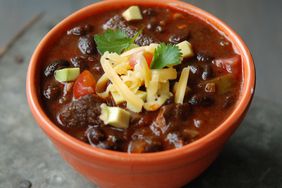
[{"x1": 0, "y1": 0, "x2": 281, "y2": 187}]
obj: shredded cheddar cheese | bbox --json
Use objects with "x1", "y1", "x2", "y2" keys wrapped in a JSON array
[
  {"x1": 174, "y1": 66, "x2": 190, "y2": 104},
  {"x1": 96, "y1": 41, "x2": 193, "y2": 112},
  {"x1": 100, "y1": 52, "x2": 144, "y2": 112}
]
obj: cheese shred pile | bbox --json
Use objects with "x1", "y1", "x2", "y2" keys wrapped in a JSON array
[{"x1": 96, "y1": 44, "x2": 191, "y2": 113}]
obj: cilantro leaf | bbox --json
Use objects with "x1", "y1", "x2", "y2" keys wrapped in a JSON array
[
  {"x1": 94, "y1": 29, "x2": 141, "y2": 55},
  {"x1": 150, "y1": 43, "x2": 182, "y2": 69}
]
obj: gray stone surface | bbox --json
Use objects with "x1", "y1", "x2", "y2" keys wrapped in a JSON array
[
  {"x1": 187, "y1": 97, "x2": 282, "y2": 188},
  {"x1": 0, "y1": 0, "x2": 281, "y2": 188}
]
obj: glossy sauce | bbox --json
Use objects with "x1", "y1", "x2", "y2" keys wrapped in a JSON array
[{"x1": 40, "y1": 6, "x2": 242, "y2": 153}]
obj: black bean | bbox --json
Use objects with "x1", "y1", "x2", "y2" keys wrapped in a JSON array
[
  {"x1": 189, "y1": 95, "x2": 201, "y2": 105},
  {"x1": 78, "y1": 35, "x2": 96, "y2": 55},
  {"x1": 223, "y1": 94, "x2": 236, "y2": 108},
  {"x1": 67, "y1": 24, "x2": 92, "y2": 36},
  {"x1": 169, "y1": 35, "x2": 182, "y2": 44},
  {"x1": 201, "y1": 95, "x2": 214, "y2": 106},
  {"x1": 164, "y1": 96, "x2": 174, "y2": 105},
  {"x1": 70, "y1": 56, "x2": 88, "y2": 70},
  {"x1": 44, "y1": 60, "x2": 70, "y2": 77},
  {"x1": 193, "y1": 119, "x2": 202, "y2": 128},
  {"x1": 196, "y1": 53, "x2": 213, "y2": 62},
  {"x1": 101, "y1": 135, "x2": 123, "y2": 151},
  {"x1": 155, "y1": 25, "x2": 164, "y2": 33},
  {"x1": 87, "y1": 127, "x2": 106, "y2": 145},
  {"x1": 43, "y1": 82, "x2": 62, "y2": 101},
  {"x1": 144, "y1": 140, "x2": 163, "y2": 152},
  {"x1": 103, "y1": 15, "x2": 157, "y2": 46},
  {"x1": 190, "y1": 65, "x2": 202, "y2": 76},
  {"x1": 166, "y1": 132, "x2": 184, "y2": 148},
  {"x1": 142, "y1": 8, "x2": 155, "y2": 16},
  {"x1": 155, "y1": 103, "x2": 191, "y2": 128},
  {"x1": 175, "y1": 103, "x2": 191, "y2": 120},
  {"x1": 168, "y1": 31, "x2": 190, "y2": 44},
  {"x1": 83, "y1": 24, "x2": 92, "y2": 33},
  {"x1": 18, "y1": 179, "x2": 32, "y2": 188},
  {"x1": 146, "y1": 23, "x2": 154, "y2": 30},
  {"x1": 189, "y1": 94, "x2": 214, "y2": 107},
  {"x1": 168, "y1": 26, "x2": 190, "y2": 44},
  {"x1": 146, "y1": 18, "x2": 164, "y2": 33},
  {"x1": 202, "y1": 64, "x2": 213, "y2": 80}
]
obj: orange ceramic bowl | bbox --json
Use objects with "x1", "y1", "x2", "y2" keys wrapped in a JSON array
[{"x1": 26, "y1": 0, "x2": 255, "y2": 187}]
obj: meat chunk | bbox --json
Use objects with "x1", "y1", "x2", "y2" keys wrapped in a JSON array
[
  {"x1": 103, "y1": 15, "x2": 157, "y2": 46},
  {"x1": 58, "y1": 95, "x2": 105, "y2": 128}
]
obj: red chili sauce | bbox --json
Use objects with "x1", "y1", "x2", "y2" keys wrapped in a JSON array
[{"x1": 40, "y1": 6, "x2": 242, "y2": 153}]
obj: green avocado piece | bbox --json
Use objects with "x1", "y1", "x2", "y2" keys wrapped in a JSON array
[
  {"x1": 54, "y1": 68, "x2": 80, "y2": 82},
  {"x1": 99, "y1": 103, "x2": 131, "y2": 129}
]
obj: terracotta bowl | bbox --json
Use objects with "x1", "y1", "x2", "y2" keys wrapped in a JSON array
[{"x1": 26, "y1": 0, "x2": 255, "y2": 187}]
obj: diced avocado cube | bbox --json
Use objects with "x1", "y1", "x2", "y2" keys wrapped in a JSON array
[
  {"x1": 54, "y1": 68, "x2": 80, "y2": 82},
  {"x1": 99, "y1": 103, "x2": 131, "y2": 129},
  {"x1": 122, "y1": 6, "x2": 143, "y2": 21},
  {"x1": 177, "y1": 41, "x2": 194, "y2": 58}
]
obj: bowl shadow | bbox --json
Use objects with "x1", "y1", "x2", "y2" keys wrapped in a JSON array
[{"x1": 185, "y1": 97, "x2": 282, "y2": 188}]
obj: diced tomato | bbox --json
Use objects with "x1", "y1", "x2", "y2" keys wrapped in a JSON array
[
  {"x1": 129, "y1": 55, "x2": 137, "y2": 69},
  {"x1": 213, "y1": 54, "x2": 241, "y2": 77},
  {"x1": 129, "y1": 51, "x2": 154, "y2": 69},
  {"x1": 143, "y1": 51, "x2": 153, "y2": 67},
  {"x1": 73, "y1": 70, "x2": 96, "y2": 99}
]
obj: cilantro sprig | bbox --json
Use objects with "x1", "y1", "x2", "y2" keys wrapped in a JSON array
[
  {"x1": 150, "y1": 43, "x2": 182, "y2": 69},
  {"x1": 94, "y1": 30, "x2": 182, "y2": 69},
  {"x1": 94, "y1": 29, "x2": 141, "y2": 55}
]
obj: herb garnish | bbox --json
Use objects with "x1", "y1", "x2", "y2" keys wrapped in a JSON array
[
  {"x1": 94, "y1": 29, "x2": 141, "y2": 55},
  {"x1": 150, "y1": 43, "x2": 182, "y2": 69}
]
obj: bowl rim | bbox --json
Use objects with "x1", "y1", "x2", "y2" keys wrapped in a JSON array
[{"x1": 26, "y1": 0, "x2": 255, "y2": 164}]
